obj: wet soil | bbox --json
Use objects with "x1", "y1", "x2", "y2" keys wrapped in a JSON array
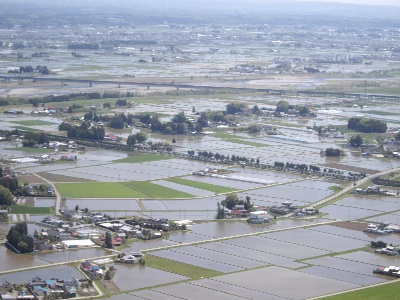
[{"x1": 329, "y1": 221, "x2": 368, "y2": 231}]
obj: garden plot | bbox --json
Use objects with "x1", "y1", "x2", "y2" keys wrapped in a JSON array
[
  {"x1": 300, "y1": 265, "x2": 386, "y2": 285},
  {"x1": 260, "y1": 228, "x2": 368, "y2": 252},
  {"x1": 66, "y1": 199, "x2": 142, "y2": 211},
  {"x1": 150, "y1": 249, "x2": 242, "y2": 273},
  {"x1": 337, "y1": 251, "x2": 400, "y2": 267},
  {"x1": 303, "y1": 256, "x2": 387, "y2": 281},
  {"x1": 153, "y1": 180, "x2": 212, "y2": 197},
  {"x1": 225, "y1": 235, "x2": 330, "y2": 260},
  {"x1": 111, "y1": 265, "x2": 188, "y2": 292},
  {"x1": 148, "y1": 282, "x2": 246, "y2": 300},
  {"x1": 212, "y1": 266, "x2": 359, "y2": 300},
  {"x1": 172, "y1": 245, "x2": 268, "y2": 269}
]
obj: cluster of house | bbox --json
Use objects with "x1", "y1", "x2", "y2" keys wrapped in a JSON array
[
  {"x1": 80, "y1": 261, "x2": 104, "y2": 279},
  {"x1": 0, "y1": 277, "x2": 96, "y2": 300},
  {"x1": 247, "y1": 211, "x2": 271, "y2": 224},
  {"x1": 36, "y1": 217, "x2": 101, "y2": 250},
  {"x1": 354, "y1": 186, "x2": 398, "y2": 196},
  {"x1": 363, "y1": 222, "x2": 400, "y2": 235},
  {"x1": 116, "y1": 251, "x2": 143, "y2": 264},
  {"x1": 96, "y1": 218, "x2": 165, "y2": 241},
  {"x1": 192, "y1": 168, "x2": 232, "y2": 178}
]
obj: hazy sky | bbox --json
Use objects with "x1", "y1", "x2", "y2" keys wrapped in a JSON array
[{"x1": 300, "y1": 0, "x2": 400, "y2": 6}]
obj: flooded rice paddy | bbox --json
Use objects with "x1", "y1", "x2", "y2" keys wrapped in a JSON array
[{"x1": 1, "y1": 92, "x2": 400, "y2": 298}]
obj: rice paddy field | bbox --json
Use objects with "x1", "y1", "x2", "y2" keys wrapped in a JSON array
[{"x1": 1, "y1": 73, "x2": 400, "y2": 299}]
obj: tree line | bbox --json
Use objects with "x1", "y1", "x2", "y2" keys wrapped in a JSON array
[{"x1": 348, "y1": 117, "x2": 387, "y2": 133}]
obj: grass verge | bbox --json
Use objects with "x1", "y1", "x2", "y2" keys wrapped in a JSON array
[
  {"x1": 321, "y1": 281, "x2": 400, "y2": 300},
  {"x1": 11, "y1": 120, "x2": 56, "y2": 126},
  {"x1": 166, "y1": 177, "x2": 236, "y2": 194},
  {"x1": 145, "y1": 254, "x2": 223, "y2": 279}
]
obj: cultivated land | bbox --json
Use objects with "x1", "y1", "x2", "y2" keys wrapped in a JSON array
[{"x1": 2, "y1": 1, "x2": 400, "y2": 299}]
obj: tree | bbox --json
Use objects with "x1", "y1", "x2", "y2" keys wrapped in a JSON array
[
  {"x1": 325, "y1": 148, "x2": 342, "y2": 157},
  {"x1": 6, "y1": 222, "x2": 34, "y2": 253},
  {"x1": 221, "y1": 193, "x2": 239, "y2": 210},
  {"x1": 226, "y1": 103, "x2": 246, "y2": 114},
  {"x1": 349, "y1": 135, "x2": 363, "y2": 147},
  {"x1": 105, "y1": 232, "x2": 113, "y2": 249},
  {"x1": 276, "y1": 100, "x2": 289, "y2": 113},
  {"x1": 0, "y1": 186, "x2": 13, "y2": 205},
  {"x1": 252, "y1": 105, "x2": 260, "y2": 114},
  {"x1": 395, "y1": 132, "x2": 400, "y2": 141},
  {"x1": 171, "y1": 112, "x2": 187, "y2": 123},
  {"x1": 216, "y1": 202, "x2": 225, "y2": 219}
]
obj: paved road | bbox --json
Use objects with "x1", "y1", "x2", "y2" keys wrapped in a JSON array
[
  {"x1": 313, "y1": 166, "x2": 400, "y2": 208},
  {"x1": 31, "y1": 172, "x2": 62, "y2": 215}
]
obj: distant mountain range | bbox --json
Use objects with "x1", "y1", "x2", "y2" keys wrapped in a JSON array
[{"x1": 1, "y1": 0, "x2": 399, "y2": 25}]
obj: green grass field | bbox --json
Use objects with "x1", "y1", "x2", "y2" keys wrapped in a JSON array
[
  {"x1": 10, "y1": 205, "x2": 53, "y2": 214},
  {"x1": 145, "y1": 254, "x2": 223, "y2": 279},
  {"x1": 123, "y1": 181, "x2": 193, "y2": 198},
  {"x1": 113, "y1": 154, "x2": 171, "y2": 163},
  {"x1": 11, "y1": 126, "x2": 40, "y2": 132},
  {"x1": 11, "y1": 120, "x2": 56, "y2": 126},
  {"x1": 56, "y1": 182, "x2": 148, "y2": 198},
  {"x1": 6, "y1": 147, "x2": 54, "y2": 153},
  {"x1": 321, "y1": 282, "x2": 400, "y2": 300},
  {"x1": 362, "y1": 110, "x2": 399, "y2": 116},
  {"x1": 166, "y1": 177, "x2": 236, "y2": 194}
]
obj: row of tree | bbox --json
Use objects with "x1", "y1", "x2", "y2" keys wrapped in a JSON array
[
  {"x1": 22, "y1": 132, "x2": 49, "y2": 147},
  {"x1": 59, "y1": 121, "x2": 105, "y2": 141}
]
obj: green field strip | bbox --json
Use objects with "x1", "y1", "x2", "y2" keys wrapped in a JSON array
[
  {"x1": 10, "y1": 205, "x2": 53, "y2": 214},
  {"x1": 113, "y1": 154, "x2": 172, "y2": 163},
  {"x1": 123, "y1": 181, "x2": 194, "y2": 199},
  {"x1": 56, "y1": 182, "x2": 148, "y2": 198},
  {"x1": 321, "y1": 281, "x2": 400, "y2": 300},
  {"x1": 6, "y1": 147, "x2": 54, "y2": 153},
  {"x1": 145, "y1": 254, "x2": 223, "y2": 279},
  {"x1": 166, "y1": 177, "x2": 236, "y2": 194},
  {"x1": 11, "y1": 126, "x2": 41, "y2": 132},
  {"x1": 11, "y1": 120, "x2": 57, "y2": 126}
]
